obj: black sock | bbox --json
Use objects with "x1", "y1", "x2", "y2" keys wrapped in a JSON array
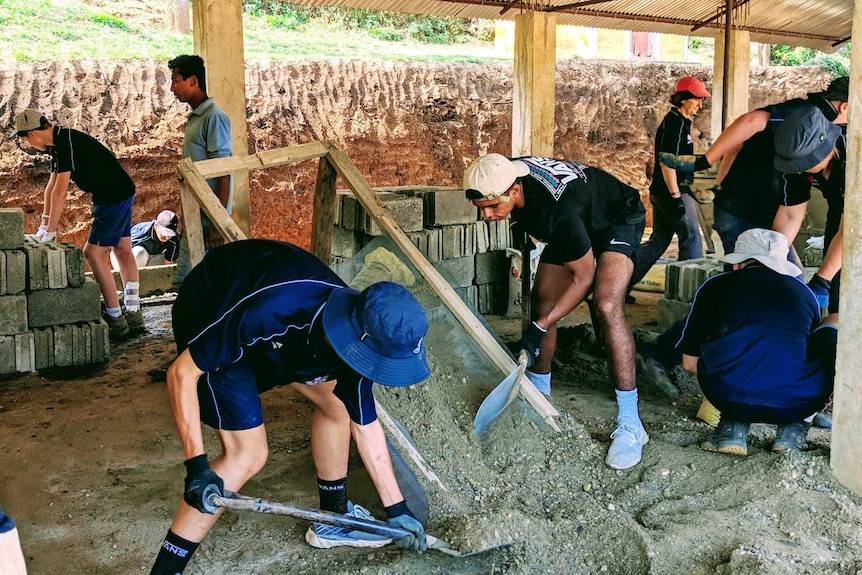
[
  {"x1": 318, "y1": 476, "x2": 348, "y2": 514},
  {"x1": 150, "y1": 529, "x2": 200, "y2": 575},
  {"x1": 694, "y1": 155, "x2": 712, "y2": 171}
]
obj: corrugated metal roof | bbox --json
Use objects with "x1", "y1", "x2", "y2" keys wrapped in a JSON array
[{"x1": 287, "y1": 0, "x2": 853, "y2": 51}]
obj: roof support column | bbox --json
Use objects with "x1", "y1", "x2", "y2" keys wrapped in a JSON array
[
  {"x1": 512, "y1": 11, "x2": 556, "y2": 157},
  {"x1": 711, "y1": 28, "x2": 750, "y2": 136},
  {"x1": 831, "y1": 0, "x2": 862, "y2": 496},
  {"x1": 192, "y1": 0, "x2": 250, "y2": 236}
]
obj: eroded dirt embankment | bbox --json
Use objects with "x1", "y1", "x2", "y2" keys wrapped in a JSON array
[{"x1": 0, "y1": 59, "x2": 828, "y2": 247}]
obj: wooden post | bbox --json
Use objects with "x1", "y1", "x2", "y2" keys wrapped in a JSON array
[
  {"x1": 512, "y1": 11, "x2": 556, "y2": 157},
  {"x1": 192, "y1": 0, "x2": 251, "y2": 236},
  {"x1": 712, "y1": 27, "x2": 750, "y2": 137},
  {"x1": 830, "y1": 0, "x2": 862, "y2": 495},
  {"x1": 310, "y1": 156, "x2": 338, "y2": 263}
]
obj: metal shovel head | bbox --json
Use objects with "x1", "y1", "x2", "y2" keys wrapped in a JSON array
[{"x1": 474, "y1": 357, "x2": 527, "y2": 435}]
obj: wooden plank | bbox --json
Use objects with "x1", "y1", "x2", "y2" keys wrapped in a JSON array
[
  {"x1": 512, "y1": 11, "x2": 556, "y2": 157},
  {"x1": 194, "y1": 141, "x2": 330, "y2": 179},
  {"x1": 178, "y1": 178, "x2": 206, "y2": 267},
  {"x1": 176, "y1": 159, "x2": 248, "y2": 265},
  {"x1": 310, "y1": 156, "x2": 338, "y2": 262},
  {"x1": 324, "y1": 143, "x2": 559, "y2": 430}
]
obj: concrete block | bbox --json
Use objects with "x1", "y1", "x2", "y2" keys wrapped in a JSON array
[
  {"x1": 0, "y1": 335, "x2": 15, "y2": 374},
  {"x1": 14, "y1": 332, "x2": 35, "y2": 373},
  {"x1": 0, "y1": 251, "x2": 5, "y2": 294},
  {"x1": 456, "y1": 285, "x2": 478, "y2": 311},
  {"x1": 475, "y1": 221, "x2": 490, "y2": 254},
  {"x1": 463, "y1": 224, "x2": 475, "y2": 256},
  {"x1": 424, "y1": 228, "x2": 441, "y2": 263},
  {"x1": 334, "y1": 190, "x2": 351, "y2": 227},
  {"x1": 331, "y1": 226, "x2": 359, "y2": 259},
  {"x1": 53, "y1": 324, "x2": 74, "y2": 367},
  {"x1": 436, "y1": 256, "x2": 475, "y2": 288},
  {"x1": 440, "y1": 225, "x2": 464, "y2": 260},
  {"x1": 104, "y1": 264, "x2": 175, "y2": 297},
  {"x1": 477, "y1": 283, "x2": 506, "y2": 315},
  {"x1": 395, "y1": 187, "x2": 477, "y2": 226},
  {"x1": 46, "y1": 244, "x2": 68, "y2": 289},
  {"x1": 340, "y1": 194, "x2": 362, "y2": 231},
  {"x1": 90, "y1": 319, "x2": 110, "y2": 363},
  {"x1": 0, "y1": 295, "x2": 28, "y2": 335},
  {"x1": 363, "y1": 193, "x2": 424, "y2": 236},
  {"x1": 4, "y1": 249, "x2": 26, "y2": 294},
  {"x1": 0, "y1": 208, "x2": 24, "y2": 250},
  {"x1": 33, "y1": 327, "x2": 54, "y2": 370},
  {"x1": 23, "y1": 240, "x2": 49, "y2": 291},
  {"x1": 665, "y1": 262, "x2": 681, "y2": 301},
  {"x1": 61, "y1": 243, "x2": 85, "y2": 287},
  {"x1": 27, "y1": 279, "x2": 101, "y2": 328},
  {"x1": 658, "y1": 297, "x2": 692, "y2": 332},
  {"x1": 475, "y1": 250, "x2": 508, "y2": 285}
]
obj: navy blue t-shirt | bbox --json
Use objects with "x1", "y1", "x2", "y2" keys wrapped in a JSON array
[
  {"x1": 173, "y1": 239, "x2": 377, "y2": 424},
  {"x1": 715, "y1": 99, "x2": 812, "y2": 226},
  {"x1": 651, "y1": 108, "x2": 693, "y2": 198},
  {"x1": 676, "y1": 265, "x2": 830, "y2": 422},
  {"x1": 511, "y1": 157, "x2": 644, "y2": 262},
  {"x1": 48, "y1": 127, "x2": 135, "y2": 205},
  {"x1": 809, "y1": 128, "x2": 846, "y2": 252},
  {"x1": 130, "y1": 220, "x2": 180, "y2": 261}
]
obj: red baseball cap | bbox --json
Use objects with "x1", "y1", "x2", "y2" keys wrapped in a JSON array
[{"x1": 675, "y1": 76, "x2": 711, "y2": 98}]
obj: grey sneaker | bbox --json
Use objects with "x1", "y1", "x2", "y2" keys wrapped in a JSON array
[
  {"x1": 305, "y1": 502, "x2": 393, "y2": 549},
  {"x1": 124, "y1": 309, "x2": 145, "y2": 334},
  {"x1": 103, "y1": 313, "x2": 130, "y2": 340},
  {"x1": 636, "y1": 343, "x2": 678, "y2": 399},
  {"x1": 701, "y1": 419, "x2": 749, "y2": 456},
  {"x1": 773, "y1": 422, "x2": 810, "y2": 453},
  {"x1": 606, "y1": 421, "x2": 649, "y2": 470}
]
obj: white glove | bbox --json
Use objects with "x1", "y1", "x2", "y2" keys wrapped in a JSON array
[
  {"x1": 35, "y1": 224, "x2": 48, "y2": 240},
  {"x1": 40, "y1": 232, "x2": 56, "y2": 243}
]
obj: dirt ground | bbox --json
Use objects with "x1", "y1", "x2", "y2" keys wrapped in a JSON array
[{"x1": 2, "y1": 287, "x2": 861, "y2": 575}]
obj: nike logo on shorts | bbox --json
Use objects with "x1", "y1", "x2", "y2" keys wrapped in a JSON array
[{"x1": 609, "y1": 238, "x2": 631, "y2": 246}]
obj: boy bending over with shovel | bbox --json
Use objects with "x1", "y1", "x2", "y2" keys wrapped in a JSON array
[{"x1": 149, "y1": 239, "x2": 429, "y2": 575}]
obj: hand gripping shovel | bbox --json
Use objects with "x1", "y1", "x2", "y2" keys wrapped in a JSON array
[
  {"x1": 207, "y1": 491, "x2": 509, "y2": 558},
  {"x1": 473, "y1": 351, "x2": 529, "y2": 435}
]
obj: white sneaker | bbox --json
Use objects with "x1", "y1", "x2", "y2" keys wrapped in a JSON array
[{"x1": 605, "y1": 422, "x2": 649, "y2": 470}]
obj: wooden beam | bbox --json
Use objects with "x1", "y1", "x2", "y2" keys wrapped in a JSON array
[
  {"x1": 176, "y1": 158, "x2": 248, "y2": 265},
  {"x1": 324, "y1": 142, "x2": 560, "y2": 431},
  {"x1": 194, "y1": 141, "x2": 331, "y2": 179},
  {"x1": 831, "y1": 0, "x2": 862, "y2": 496},
  {"x1": 310, "y1": 156, "x2": 338, "y2": 262},
  {"x1": 512, "y1": 11, "x2": 556, "y2": 157}
]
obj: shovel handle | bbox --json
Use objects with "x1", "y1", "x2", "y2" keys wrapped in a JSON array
[{"x1": 208, "y1": 491, "x2": 410, "y2": 539}]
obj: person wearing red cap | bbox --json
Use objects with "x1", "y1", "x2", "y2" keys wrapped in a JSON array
[{"x1": 630, "y1": 77, "x2": 711, "y2": 292}]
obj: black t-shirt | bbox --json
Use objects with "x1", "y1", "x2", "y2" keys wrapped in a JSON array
[
  {"x1": 715, "y1": 99, "x2": 812, "y2": 226},
  {"x1": 810, "y1": 129, "x2": 846, "y2": 251},
  {"x1": 48, "y1": 127, "x2": 135, "y2": 205},
  {"x1": 511, "y1": 157, "x2": 643, "y2": 262},
  {"x1": 651, "y1": 108, "x2": 693, "y2": 197}
]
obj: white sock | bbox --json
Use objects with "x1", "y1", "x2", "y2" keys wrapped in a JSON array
[
  {"x1": 124, "y1": 281, "x2": 140, "y2": 312},
  {"x1": 106, "y1": 307, "x2": 122, "y2": 318},
  {"x1": 525, "y1": 370, "x2": 551, "y2": 396},
  {"x1": 615, "y1": 388, "x2": 642, "y2": 426}
]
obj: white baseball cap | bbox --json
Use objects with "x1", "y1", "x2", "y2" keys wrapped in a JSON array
[
  {"x1": 721, "y1": 228, "x2": 802, "y2": 277},
  {"x1": 463, "y1": 154, "x2": 529, "y2": 200}
]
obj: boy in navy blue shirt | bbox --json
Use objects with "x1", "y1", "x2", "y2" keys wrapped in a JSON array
[{"x1": 150, "y1": 240, "x2": 430, "y2": 575}]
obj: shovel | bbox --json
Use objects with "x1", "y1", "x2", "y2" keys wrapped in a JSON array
[
  {"x1": 207, "y1": 491, "x2": 509, "y2": 558},
  {"x1": 473, "y1": 351, "x2": 529, "y2": 435}
]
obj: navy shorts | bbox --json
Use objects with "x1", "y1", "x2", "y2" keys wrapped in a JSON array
[{"x1": 88, "y1": 196, "x2": 133, "y2": 246}]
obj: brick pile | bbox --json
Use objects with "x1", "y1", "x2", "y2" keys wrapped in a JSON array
[
  {"x1": 0, "y1": 208, "x2": 109, "y2": 374},
  {"x1": 331, "y1": 186, "x2": 512, "y2": 315},
  {"x1": 657, "y1": 258, "x2": 725, "y2": 331}
]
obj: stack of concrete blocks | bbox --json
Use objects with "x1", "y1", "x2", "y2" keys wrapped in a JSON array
[
  {"x1": 331, "y1": 186, "x2": 512, "y2": 315},
  {"x1": 657, "y1": 258, "x2": 726, "y2": 331},
  {"x1": 0, "y1": 208, "x2": 108, "y2": 375}
]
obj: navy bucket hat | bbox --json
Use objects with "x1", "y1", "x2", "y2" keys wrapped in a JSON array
[
  {"x1": 323, "y1": 282, "x2": 430, "y2": 387},
  {"x1": 774, "y1": 107, "x2": 842, "y2": 174}
]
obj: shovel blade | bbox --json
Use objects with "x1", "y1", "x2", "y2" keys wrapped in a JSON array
[{"x1": 474, "y1": 357, "x2": 527, "y2": 435}]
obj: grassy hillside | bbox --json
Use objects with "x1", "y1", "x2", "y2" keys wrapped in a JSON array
[{"x1": 0, "y1": 0, "x2": 500, "y2": 63}]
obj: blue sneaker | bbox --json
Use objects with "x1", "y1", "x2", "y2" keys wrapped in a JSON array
[{"x1": 305, "y1": 502, "x2": 393, "y2": 549}]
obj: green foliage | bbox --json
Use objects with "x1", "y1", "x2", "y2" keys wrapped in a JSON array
[
  {"x1": 770, "y1": 44, "x2": 816, "y2": 66},
  {"x1": 91, "y1": 12, "x2": 130, "y2": 32},
  {"x1": 771, "y1": 43, "x2": 851, "y2": 78}
]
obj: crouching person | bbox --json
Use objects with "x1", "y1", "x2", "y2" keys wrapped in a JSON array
[
  {"x1": 676, "y1": 228, "x2": 835, "y2": 455},
  {"x1": 149, "y1": 239, "x2": 430, "y2": 575}
]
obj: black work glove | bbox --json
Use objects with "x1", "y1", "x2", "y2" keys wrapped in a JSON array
[
  {"x1": 808, "y1": 274, "x2": 831, "y2": 308},
  {"x1": 386, "y1": 502, "x2": 427, "y2": 552},
  {"x1": 183, "y1": 454, "x2": 224, "y2": 514},
  {"x1": 519, "y1": 321, "x2": 547, "y2": 368}
]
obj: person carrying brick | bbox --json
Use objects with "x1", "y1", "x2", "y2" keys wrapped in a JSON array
[
  {"x1": 110, "y1": 210, "x2": 181, "y2": 270},
  {"x1": 676, "y1": 228, "x2": 836, "y2": 455},
  {"x1": 464, "y1": 154, "x2": 648, "y2": 470},
  {"x1": 13, "y1": 109, "x2": 142, "y2": 339},
  {"x1": 149, "y1": 239, "x2": 429, "y2": 575}
]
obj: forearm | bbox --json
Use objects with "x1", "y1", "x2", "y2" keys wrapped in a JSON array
[
  {"x1": 214, "y1": 176, "x2": 231, "y2": 208},
  {"x1": 772, "y1": 203, "x2": 807, "y2": 244},
  {"x1": 660, "y1": 164, "x2": 680, "y2": 195},
  {"x1": 818, "y1": 218, "x2": 843, "y2": 281},
  {"x1": 537, "y1": 276, "x2": 593, "y2": 329},
  {"x1": 45, "y1": 173, "x2": 70, "y2": 232},
  {"x1": 351, "y1": 419, "x2": 403, "y2": 507},
  {"x1": 167, "y1": 350, "x2": 206, "y2": 460}
]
